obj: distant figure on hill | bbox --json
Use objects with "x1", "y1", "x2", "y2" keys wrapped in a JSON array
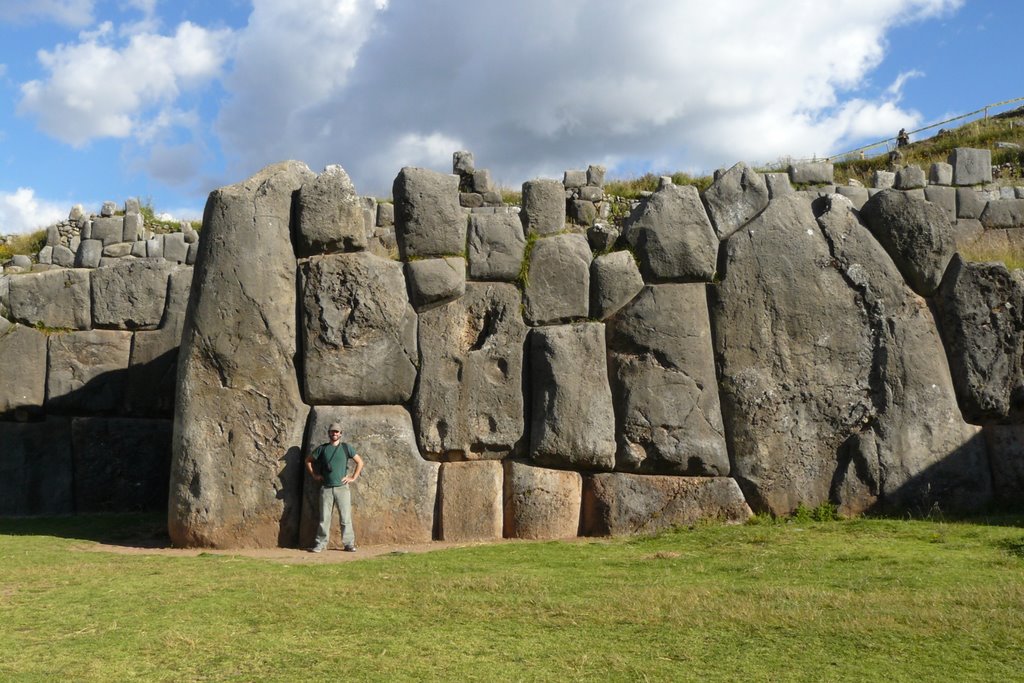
[{"x1": 896, "y1": 128, "x2": 910, "y2": 148}]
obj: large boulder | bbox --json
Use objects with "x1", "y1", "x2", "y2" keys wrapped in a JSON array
[
  {"x1": 466, "y1": 212, "x2": 526, "y2": 281},
  {"x1": 71, "y1": 418, "x2": 172, "y2": 512},
  {"x1": 621, "y1": 184, "x2": 717, "y2": 281},
  {"x1": 298, "y1": 406, "x2": 440, "y2": 547},
  {"x1": 934, "y1": 255, "x2": 1024, "y2": 424},
  {"x1": 405, "y1": 257, "x2": 466, "y2": 311},
  {"x1": 859, "y1": 189, "x2": 956, "y2": 296},
  {"x1": 607, "y1": 285, "x2": 729, "y2": 476},
  {"x1": 414, "y1": 282, "x2": 526, "y2": 460},
  {"x1": 170, "y1": 160, "x2": 314, "y2": 549},
  {"x1": 393, "y1": 167, "x2": 464, "y2": 258},
  {"x1": 702, "y1": 162, "x2": 769, "y2": 240},
  {"x1": 710, "y1": 194, "x2": 990, "y2": 515},
  {"x1": 502, "y1": 460, "x2": 582, "y2": 539},
  {"x1": 90, "y1": 259, "x2": 174, "y2": 330},
  {"x1": 522, "y1": 233, "x2": 592, "y2": 325},
  {"x1": 438, "y1": 461, "x2": 503, "y2": 541},
  {"x1": 949, "y1": 148, "x2": 992, "y2": 186},
  {"x1": 581, "y1": 474, "x2": 751, "y2": 536},
  {"x1": 0, "y1": 418, "x2": 73, "y2": 515},
  {"x1": 520, "y1": 179, "x2": 566, "y2": 236},
  {"x1": 0, "y1": 324, "x2": 47, "y2": 418},
  {"x1": 529, "y1": 323, "x2": 616, "y2": 470},
  {"x1": 46, "y1": 330, "x2": 132, "y2": 413},
  {"x1": 300, "y1": 252, "x2": 417, "y2": 405},
  {"x1": 295, "y1": 164, "x2": 367, "y2": 256},
  {"x1": 8, "y1": 268, "x2": 92, "y2": 329}
]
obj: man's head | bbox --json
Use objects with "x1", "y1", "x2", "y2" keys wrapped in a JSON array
[{"x1": 327, "y1": 422, "x2": 342, "y2": 442}]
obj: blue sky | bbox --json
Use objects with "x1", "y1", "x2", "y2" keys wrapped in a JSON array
[{"x1": 0, "y1": 0, "x2": 1020, "y2": 234}]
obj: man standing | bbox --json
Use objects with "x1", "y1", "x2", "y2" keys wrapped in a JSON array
[{"x1": 306, "y1": 421, "x2": 364, "y2": 553}]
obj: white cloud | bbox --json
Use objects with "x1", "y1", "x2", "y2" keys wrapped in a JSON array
[
  {"x1": 213, "y1": 0, "x2": 962, "y2": 195},
  {"x1": 18, "y1": 20, "x2": 231, "y2": 146},
  {"x1": 0, "y1": 187, "x2": 66, "y2": 235},
  {"x1": 886, "y1": 70, "x2": 925, "y2": 99},
  {"x1": 0, "y1": 0, "x2": 95, "y2": 27}
]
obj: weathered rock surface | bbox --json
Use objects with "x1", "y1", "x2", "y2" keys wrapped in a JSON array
[
  {"x1": 581, "y1": 474, "x2": 751, "y2": 536},
  {"x1": 702, "y1": 162, "x2": 769, "y2": 240},
  {"x1": 170, "y1": 160, "x2": 313, "y2": 549},
  {"x1": 981, "y1": 426, "x2": 1024, "y2": 506},
  {"x1": 950, "y1": 147, "x2": 992, "y2": 185},
  {"x1": 91, "y1": 217, "x2": 123, "y2": 245},
  {"x1": 0, "y1": 418, "x2": 73, "y2": 515},
  {"x1": 405, "y1": 257, "x2": 466, "y2": 311},
  {"x1": 859, "y1": 189, "x2": 955, "y2": 296},
  {"x1": 607, "y1": 284, "x2": 729, "y2": 476},
  {"x1": 300, "y1": 252, "x2": 418, "y2": 405},
  {"x1": 789, "y1": 161, "x2": 834, "y2": 185},
  {"x1": 393, "y1": 167, "x2": 464, "y2": 258},
  {"x1": 414, "y1": 282, "x2": 526, "y2": 460},
  {"x1": 590, "y1": 250, "x2": 644, "y2": 320},
  {"x1": 621, "y1": 184, "x2": 717, "y2": 281},
  {"x1": 764, "y1": 173, "x2": 793, "y2": 199},
  {"x1": 0, "y1": 324, "x2": 47, "y2": 418},
  {"x1": 710, "y1": 194, "x2": 990, "y2": 515},
  {"x1": 296, "y1": 164, "x2": 366, "y2": 256},
  {"x1": 529, "y1": 323, "x2": 616, "y2": 470},
  {"x1": 298, "y1": 406, "x2": 440, "y2": 547},
  {"x1": 466, "y1": 212, "x2": 526, "y2": 281},
  {"x1": 935, "y1": 255, "x2": 1024, "y2": 424},
  {"x1": 90, "y1": 259, "x2": 174, "y2": 330},
  {"x1": 71, "y1": 417, "x2": 172, "y2": 512},
  {"x1": 46, "y1": 330, "x2": 132, "y2": 413},
  {"x1": 980, "y1": 199, "x2": 1024, "y2": 229},
  {"x1": 502, "y1": 460, "x2": 582, "y2": 539},
  {"x1": 521, "y1": 179, "x2": 566, "y2": 235},
  {"x1": 895, "y1": 165, "x2": 926, "y2": 190},
  {"x1": 438, "y1": 461, "x2": 503, "y2": 541},
  {"x1": 9, "y1": 268, "x2": 92, "y2": 329},
  {"x1": 522, "y1": 233, "x2": 592, "y2": 325},
  {"x1": 924, "y1": 185, "x2": 957, "y2": 221}
]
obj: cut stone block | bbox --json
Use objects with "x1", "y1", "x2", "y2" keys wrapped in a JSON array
[
  {"x1": 521, "y1": 179, "x2": 566, "y2": 236},
  {"x1": 91, "y1": 259, "x2": 173, "y2": 330},
  {"x1": 393, "y1": 167, "x2": 464, "y2": 259},
  {"x1": 982, "y1": 426, "x2": 1024, "y2": 506},
  {"x1": 8, "y1": 268, "x2": 92, "y2": 329},
  {"x1": 46, "y1": 330, "x2": 132, "y2": 412},
  {"x1": 71, "y1": 417, "x2": 172, "y2": 512},
  {"x1": 300, "y1": 252, "x2": 418, "y2": 405},
  {"x1": 414, "y1": 282, "x2": 526, "y2": 461},
  {"x1": 0, "y1": 324, "x2": 47, "y2": 418},
  {"x1": 563, "y1": 170, "x2": 587, "y2": 188},
  {"x1": 522, "y1": 233, "x2": 592, "y2": 325},
  {"x1": 91, "y1": 216, "x2": 124, "y2": 246},
  {"x1": 924, "y1": 185, "x2": 957, "y2": 222},
  {"x1": 702, "y1": 162, "x2": 769, "y2": 240},
  {"x1": 76, "y1": 239, "x2": 102, "y2": 268},
  {"x1": 788, "y1": 161, "x2": 834, "y2": 184},
  {"x1": 0, "y1": 418, "x2": 73, "y2": 515},
  {"x1": 405, "y1": 257, "x2": 466, "y2": 311},
  {"x1": 590, "y1": 250, "x2": 644, "y2": 320},
  {"x1": 930, "y1": 162, "x2": 953, "y2": 186},
  {"x1": 764, "y1": 172, "x2": 793, "y2": 199},
  {"x1": 895, "y1": 165, "x2": 926, "y2": 190},
  {"x1": 296, "y1": 164, "x2": 366, "y2": 256},
  {"x1": 872, "y1": 170, "x2": 896, "y2": 190},
  {"x1": 949, "y1": 148, "x2": 992, "y2": 186},
  {"x1": 980, "y1": 199, "x2": 1024, "y2": 229},
  {"x1": 581, "y1": 474, "x2": 751, "y2": 536},
  {"x1": 957, "y1": 187, "x2": 987, "y2": 219},
  {"x1": 503, "y1": 460, "x2": 582, "y2": 539},
  {"x1": 438, "y1": 461, "x2": 503, "y2": 541},
  {"x1": 621, "y1": 184, "x2": 717, "y2": 280},
  {"x1": 467, "y1": 212, "x2": 526, "y2": 282},
  {"x1": 835, "y1": 186, "x2": 869, "y2": 210},
  {"x1": 529, "y1": 323, "x2": 616, "y2": 471},
  {"x1": 163, "y1": 232, "x2": 188, "y2": 263}
]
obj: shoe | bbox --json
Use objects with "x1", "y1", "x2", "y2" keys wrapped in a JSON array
[
  {"x1": 309, "y1": 545, "x2": 325, "y2": 553},
  {"x1": 343, "y1": 544, "x2": 357, "y2": 552}
]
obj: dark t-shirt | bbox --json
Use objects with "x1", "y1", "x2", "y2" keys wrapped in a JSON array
[{"x1": 313, "y1": 442, "x2": 355, "y2": 487}]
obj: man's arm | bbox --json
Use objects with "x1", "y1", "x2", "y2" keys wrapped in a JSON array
[
  {"x1": 305, "y1": 449, "x2": 323, "y2": 483},
  {"x1": 342, "y1": 454, "x2": 363, "y2": 485}
]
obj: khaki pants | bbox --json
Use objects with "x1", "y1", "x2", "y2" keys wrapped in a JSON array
[{"x1": 314, "y1": 484, "x2": 354, "y2": 549}]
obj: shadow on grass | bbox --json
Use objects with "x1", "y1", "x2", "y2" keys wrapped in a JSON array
[{"x1": 0, "y1": 512, "x2": 170, "y2": 548}]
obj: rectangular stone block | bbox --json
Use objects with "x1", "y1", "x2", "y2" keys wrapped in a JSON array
[
  {"x1": 163, "y1": 232, "x2": 188, "y2": 263},
  {"x1": 895, "y1": 165, "x2": 926, "y2": 190},
  {"x1": 563, "y1": 170, "x2": 587, "y2": 189},
  {"x1": 8, "y1": 268, "x2": 92, "y2": 329},
  {"x1": 950, "y1": 148, "x2": 992, "y2": 186},
  {"x1": 46, "y1": 330, "x2": 132, "y2": 412},
  {"x1": 924, "y1": 185, "x2": 957, "y2": 222},
  {"x1": 581, "y1": 473, "x2": 751, "y2": 536},
  {"x1": 980, "y1": 199, "x2": 1024, "y2": 229},
  {"x1": 71, "y1": 417, "x2": 172, "y2": 512},
  {"x1": 764, "y1": 173, "x2": 793, "y2": 198},
  {"x1": 122, "y1": 213, "x2": 144, "y2": 242},
  {"x1": 872, "y1": 170, "x2": 896, "y2": 190},
  {"x1": 957, "y1": 187, "x2": 987, "y2": 219},
  {"x1": 0, "y1": 324, "x2": 47, "y2": 418},
  {"x1": 929, "y1": 162, "x2": 953, "y2": 186},
  {"x1": 393, "y1": 167, "x2": 464, "y2": 259},
  {"x1": 439, "y1": 461, "x2": 503, "y2": 542},
  {"x1": 788, "y1": 161, "x2": 833, "y2": 184},
  {"x1": 503, "y1": 460, "x2": 581, "y2": 540},
  {"x1": 91, "y1": 216, "x2": 125, "y2": 246},
  {"x1": 521, "y1": 179, "x2": 566, "y2": 236},
  {"x1": 835, "y1": 185, "x2": 869, "y2": 210},
  {"x1": 91, "y1": 260, "x2": 173, "y2": 330},
  {"x1": 0, "y1": 418, "x2": 73, "y2": 515},
  {"x1": 982, "y1": 426, "x2": 1024, "y2": 506}
]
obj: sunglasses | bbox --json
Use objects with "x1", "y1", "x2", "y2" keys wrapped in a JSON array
[{"x1": 328, "y1": 430, "x2": 340, "y2": 434}]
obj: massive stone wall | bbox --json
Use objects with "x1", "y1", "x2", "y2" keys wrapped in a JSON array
[{"x1": 4, "y1": 146, "x2": 1024, "y2": 543}]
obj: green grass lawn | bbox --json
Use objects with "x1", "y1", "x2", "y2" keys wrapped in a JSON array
[{"x1": 2, "y1": 514, "x2": 1023, "y2": 682}]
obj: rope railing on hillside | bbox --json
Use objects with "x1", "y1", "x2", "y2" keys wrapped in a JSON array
[{"x1": 789, "y1": 95, "x2": 1024, "y2": 166}]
